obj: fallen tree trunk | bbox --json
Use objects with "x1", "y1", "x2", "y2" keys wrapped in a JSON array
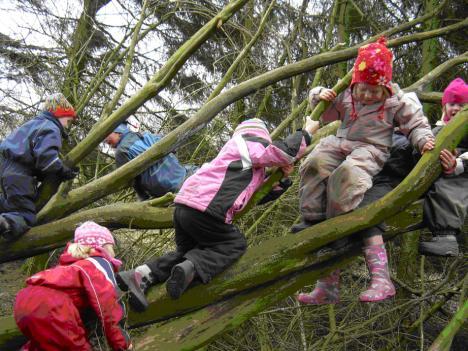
[{"x1": 98, "y1": 110, "x2": 468, "y2": 325}]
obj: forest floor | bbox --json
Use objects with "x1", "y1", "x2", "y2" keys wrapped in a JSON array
[{"x1": 0, "y1": 259, "x2": 27, "y2": 316}]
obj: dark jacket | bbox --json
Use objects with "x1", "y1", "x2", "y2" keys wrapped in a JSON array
[{"x1": 0, "y1": 112, "x2": 68, "y2": 176}]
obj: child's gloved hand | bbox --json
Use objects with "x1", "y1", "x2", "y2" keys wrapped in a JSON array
[
  {"x1": 420, "y1": 138, "x2": 435, "y2": 154},
  {"x1": 318, "y1": 88, "x2": 337, "y2": 101},
  {"x1": 439, "y1": 149, "x2": 457, "y2": 174},
  {"x1": 304, "y1": 116, "x2": 320, "y2": 135},
  {"x1": 59, "y1": 165, "x2": 80, "y2": 180}
]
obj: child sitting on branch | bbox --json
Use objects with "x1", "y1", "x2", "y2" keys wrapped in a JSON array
[
  {"x1": 295, "y1": 37, "x2": 434, "y2": 304},
  {"x1": 419, "y1": 77, "x2": 468, "y2": 256}
]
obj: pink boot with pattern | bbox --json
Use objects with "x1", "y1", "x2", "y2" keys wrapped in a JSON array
[
  {"x1": 297, "y1": 269, "x2": 340, "y2": 305},
  {"x1": 359, "y1": 244, "x2": 395, "y2": 302}
]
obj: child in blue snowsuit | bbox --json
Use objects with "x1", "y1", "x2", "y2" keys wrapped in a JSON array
[
  {"x1": 0, "y1": 93, "x2": 79, "y2": 239},
  {"x1": 105, "y1": 123, "x2": 197, "y2": 200}
]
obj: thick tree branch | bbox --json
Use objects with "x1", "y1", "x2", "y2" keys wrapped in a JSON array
[{"x1": 0, "y1": 195, "x2": 175, "y2": 263}]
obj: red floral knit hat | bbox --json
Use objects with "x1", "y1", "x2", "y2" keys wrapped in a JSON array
[
  {"x1": 442, "y1": 78, "x2": 468, "y2": 105},
  {"x1": 351, "y1": 37, "x2": 393, "y2": 93},
  {"x1": 42, "y1": 93, "x2": 77, "y2": 119}
]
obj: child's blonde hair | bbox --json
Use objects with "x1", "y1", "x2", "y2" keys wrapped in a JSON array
[
  {"x1": 67, "y1": 242, "x2": 115, "y2": 259},
  {"x1": 67, "y1": 243, "x2": 93, "y2": 259}
]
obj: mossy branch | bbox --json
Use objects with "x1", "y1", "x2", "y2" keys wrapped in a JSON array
[
  {"x1": 404, "y1": 51, "x2": 468, "y2": 93},
  {"x1": 427, "y1": 300, "x2": 468, "y2": 351},
  {"x1": 0, "y1": 198, "x2": 174, "y2": 263}
]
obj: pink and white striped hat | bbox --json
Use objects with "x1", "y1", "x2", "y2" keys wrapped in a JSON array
[{"x1": 74, "y1": 221, "x2": 115, "y2": 248}]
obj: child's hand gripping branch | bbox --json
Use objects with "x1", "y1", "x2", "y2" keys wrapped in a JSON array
[
  {"x1": 420, "y1": 137, "x2": 435, "y2": 154},
  {"x1": 318, "y1": 88, "x2": 337, "y2": 102},
  {"x1": 304, "y1": 116, "x2": 320, "y2": 136},
  {"x1": 439, "y1": 149, "x2": 458, "y2": 174}
]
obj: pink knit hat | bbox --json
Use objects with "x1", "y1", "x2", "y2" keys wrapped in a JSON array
[
  {"x1": 442, "y1": 78, "x2": 468, "y2": 105},
  {"x1": 74, "y1": 221, "x2": 115, "y2": 248}
]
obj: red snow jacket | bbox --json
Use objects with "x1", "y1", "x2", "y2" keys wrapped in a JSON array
[{"x1": 16, "y1": 245, "x2": 130, "y2": 350}]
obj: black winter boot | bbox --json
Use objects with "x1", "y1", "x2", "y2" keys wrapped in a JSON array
[
  {"x1": 419, "y1": 234, "x2": 459, "y2": 257},
  {"x1": 116, "y1": 265, "x2": 153, "y2": 312},
  {"x1": 290, "y1": 219, "x2": 320, "y2": 233},
  {"x1": 166, "y1": 260, "x2": 196, "y2": 299}
]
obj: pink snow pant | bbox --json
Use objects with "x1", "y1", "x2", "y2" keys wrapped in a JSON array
[{"x1": 299, "y1": 135, "x2": 389, "y2": 221}]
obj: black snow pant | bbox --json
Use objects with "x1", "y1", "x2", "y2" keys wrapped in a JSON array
[
  {"x1": 423, "y1": 172, "x2": 468, "y2": 236},
  {"x1": 0, "y1": 158, "x2": 37, "y2": 237},
  {"x1": 355, "y1": 172, "x2": 404, "y2": 240},
  {"x1": 146, "y1": 204, "x2": 247, "y2": 284}
]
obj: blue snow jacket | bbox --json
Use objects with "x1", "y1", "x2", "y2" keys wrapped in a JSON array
[
  {"x1": 115, "y1": 131, "x2": 187, "y2": 199},
  {"x1": 0, "y1": 112, "x2": 68, "y2": 177}
]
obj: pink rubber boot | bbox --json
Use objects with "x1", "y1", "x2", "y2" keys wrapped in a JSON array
[
  {"x1": 297, "y1": 269, "x2": 340, "y2": 305},
  {"x1": 359, "y1": 244, "x2": 395, "y2": 302}
]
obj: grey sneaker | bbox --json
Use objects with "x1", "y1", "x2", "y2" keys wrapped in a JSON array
[
  {"x1": 166, "y1": 260, "x2": 196, "y2": 299},
  {"x1": 116, "y1": 269, "x2": 150, "y2": 312},
  {"x1": 419, "y1": 235, "x2": 459, "y2": 257}
]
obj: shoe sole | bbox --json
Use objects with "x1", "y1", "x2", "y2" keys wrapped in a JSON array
[
  {"x1": 166, "y1": 266, "x2": 186, "y2": 300},
  {"x1": 360, "y1": 291, "x2": 395, "y2": 303},
  {"x1": 116, "y1": 271, "x2": 132, "y2": 291},
  {"x1": 116, "y1": 272, "x2": 149, "y2": 311},
  {"x1": 128, "y1": 292, "x2": 149, "y2": 312},
  {"x1": 297, "y1": 297, "x2": 340, "y2": 305},
  {"x1": 419, "y1": 249, "x2": 459, "y2": 257}
]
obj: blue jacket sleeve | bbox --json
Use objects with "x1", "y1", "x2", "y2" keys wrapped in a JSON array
[{"x1": 32, "y1": 126, "x2": 65, "y2": 174}]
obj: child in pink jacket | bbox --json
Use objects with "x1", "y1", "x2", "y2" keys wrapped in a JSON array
[
  {"x1": 117, "y1": 116, "x2": 318, "y2": 311},
  {"x1": 14, "y1": 221, "x2": 132, "y2": 351},
  {"x1": 295, "y1": 38, "x2": 434, "y2": 304}
]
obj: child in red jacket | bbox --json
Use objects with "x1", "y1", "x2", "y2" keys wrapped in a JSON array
[{"x1": 14, "y1": 221, "x2": 132, "y2": 351}]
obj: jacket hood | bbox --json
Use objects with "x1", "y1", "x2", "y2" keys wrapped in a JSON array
[{"x1": 233, "y1": 118, "x2": 272, "y2": 142}]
